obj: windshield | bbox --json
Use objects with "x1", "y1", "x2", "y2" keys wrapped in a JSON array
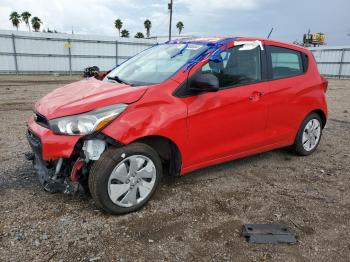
[{"x1": 104, "y1": 43, "x2": 207, "y2": 86}]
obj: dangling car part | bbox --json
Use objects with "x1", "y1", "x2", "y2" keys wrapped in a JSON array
[{"x1": 26, "y1": 129, "x2": 108, "y2": 194}]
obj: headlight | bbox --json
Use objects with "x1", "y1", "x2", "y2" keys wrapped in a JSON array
[{"x1": 49, "y1": 104, "x2": 127, "y2": 135}]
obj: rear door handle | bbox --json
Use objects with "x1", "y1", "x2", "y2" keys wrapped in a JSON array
[{"x1": 249, "y1": 91, "x2": 265, "y2": 101}]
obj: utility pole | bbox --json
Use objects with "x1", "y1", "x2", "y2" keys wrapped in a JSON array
[{"x1": 168, "y1": 0, "x2": 173, "y2": 41}]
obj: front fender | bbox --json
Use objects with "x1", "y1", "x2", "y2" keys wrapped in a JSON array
[{"x1": 101, "y1": 85, "x2": 189, "y2": 166}]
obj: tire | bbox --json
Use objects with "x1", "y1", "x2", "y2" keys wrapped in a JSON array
[
  {"x1": 88, "y1": 143, "x2": 163, "y2": 215},
  {"x1": 292, "y1": 112, "x2": 323, "y2": 156}
]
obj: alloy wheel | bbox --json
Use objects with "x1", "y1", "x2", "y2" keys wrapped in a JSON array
[
  {"x1": 302, "y1": 118, "x2": 321, "y2": 151},
  {"x1": 107, "y1": 155, "x2": 156, "y2": 207}
]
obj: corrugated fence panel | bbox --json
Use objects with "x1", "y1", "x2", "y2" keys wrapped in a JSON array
[
  {"x1": 343, "y1": 50, "x2": 350, "y2": 62},
  {"x1": 71, "y1": 42, "x2": 116, "y2": 56},
  {"x1": 0, "y1": 30, "x2": 156, "y2": 74},
  {"x1": 0, "y1": 36, "x2": 13, "y2": 52},
  {"x1": 309, "y1": 46, "x2": 350, "y2": 78},
  {"x1": 17, "y1": 56, "x2": 69, "y2": 72},
  {"x1": 118, "y1": 42, "x2": 150, "y2": 58},
  {"x1": 15, "y1": 38, "x2": 67, "y2": 55},
  {"x1": 341, "y1": 64, "x2": 350, "y2": 76},
  {"x1": 71, "y1": 57, "x2": 116, "y2": 71},
  {"x1": 0, "y1": 55, "x2": 16, "y2": 71},
  {"x1": 317, "y1": 63, "x2": 340, "y2": 76}
]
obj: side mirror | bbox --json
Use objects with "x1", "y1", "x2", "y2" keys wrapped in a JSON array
[{"x1": 190, "y1": 73, "x2": 219, "y2": 93}]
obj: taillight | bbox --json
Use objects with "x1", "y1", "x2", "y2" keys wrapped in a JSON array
[{"x1": 321, "y1": 76, "x2": 328, "y2": 93}]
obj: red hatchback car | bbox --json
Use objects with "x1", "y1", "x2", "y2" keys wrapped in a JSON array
[{"x1": 27, "y1": 37, "x2": 328, "y2": 214}]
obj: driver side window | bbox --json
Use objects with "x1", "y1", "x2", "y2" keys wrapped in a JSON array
[{"x1": 200, "y1": 45, "x2": 262, "y2": 88}]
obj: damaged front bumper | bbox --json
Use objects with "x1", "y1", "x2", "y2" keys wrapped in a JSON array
[
  {"x1": 26, "y1": 129, "x2": 85, "y2": 194},
  {"x1": 26, "y1": 116, "x2": 110, "y2": 194}
]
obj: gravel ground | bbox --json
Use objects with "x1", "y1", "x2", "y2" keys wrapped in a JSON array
[{"x1": 0, "y1": 75, "x2": 349, "y2": 261}]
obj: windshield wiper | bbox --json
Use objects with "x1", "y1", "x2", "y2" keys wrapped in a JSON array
[{"x1": 107, "y1": 75, "x2": 133, "y2": 86}]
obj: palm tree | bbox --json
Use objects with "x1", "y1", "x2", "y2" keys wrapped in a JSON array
[
  {"x1": 176, "y1": 21, "x2": 184, "y2": 35},
  {"x1": 114, "y1": 19, "x2": 123, "y2": 37},
  {"x1": 31, "y1": 17, "x2": 42, "y2": 32},
  {"x1": 134, "y1": 32, "x2": 144, "y2": 38},
  {"x1": 121, "y1": 29, "x2": 129, "y2": 38},
  {"x1": 9, "y1": 12, "x2": 21, "y2": 31},
  {"x1": 21, "y1": 11, "x2": 31, "y2": 31},
  {"x1": 144, "y1": 19, "x2": 152, "y2": 38}
]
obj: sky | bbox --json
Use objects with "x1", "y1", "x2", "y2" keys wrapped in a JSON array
[{"x1": 0, "y1": 0, "x2": 349, "y2": 45}]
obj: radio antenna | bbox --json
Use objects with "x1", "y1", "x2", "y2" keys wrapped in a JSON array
[{"x1": 267, "y1": 27, "x2": 274, "y2": 39}]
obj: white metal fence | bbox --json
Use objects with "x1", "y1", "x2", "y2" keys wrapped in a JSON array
[
  {"x1": 309, "y1": 46, "x2": 350, "y2": 79},
  {"x1": 1, "y1": 30, "x2": 349, "y2": 78},
  {"x1": 0, "y1": 30, "x2": 156, "y2": 74}
]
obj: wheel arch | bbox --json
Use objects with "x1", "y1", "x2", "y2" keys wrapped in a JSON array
[
  {"x1": 129, "y1": 135, "x2": 182, "y2": 177},
  {"x1": 292, "y1": 108, "x2": 327, "y2": 143},
  {"x1": 312, "y1": 109, "x2": 327, "y2": 128}
]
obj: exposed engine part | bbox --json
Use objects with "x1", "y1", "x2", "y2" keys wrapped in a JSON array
[
  {"x1": 83, "y1": 139, "x2": 106, "y2": 161},
  {"x1": 25, "y1": 152, "x2": 85, "y2": 194},
  {"x1": 26, "y1": 131, "x2": 88, "y2": 194},
  {"x1": 33, "y1": 155, "x2": 66, "y2": 193},
  {"x1": 55, "y1": 158, "x2": 63, "y2": 175},
  {"x1": 70, "y1": 158, "x2": 85, "y2": 182},
  {"x1": 52, "y1": 157, "x2": 63, "y2": 180}
]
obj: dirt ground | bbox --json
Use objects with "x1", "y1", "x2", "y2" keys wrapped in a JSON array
[{"x1": 0, "y1": 75, "x2": 349, "y2": 262}]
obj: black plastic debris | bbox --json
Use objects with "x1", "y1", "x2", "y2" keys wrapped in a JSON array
[
  {"x1": 242, "y1": 224, "x2": 297, "y2": 244},
  {"x1": 83, "y1": 66, "x2": 100, "y2": 78}
]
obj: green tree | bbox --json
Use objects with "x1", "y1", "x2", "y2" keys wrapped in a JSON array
[
  {"x1": 9, "y1": 11, "x2": 21, "y2": 31},
  {"x1": 134, "y1": 32, "x2": 144, "y2": 38},
  {"x1": 176, "y1": 21, "x2": 184, "y2": 35},
  {"x1": 121, "y1": 29, "x2": 129, "y2": 38},
  {"x1": 114, "y1": 19, "x2": 123, "y2": 37},
  {"x1": 21, "y1": 11, "x2": 31, "y2": 31},
  {"x1": 31, "y1": 17, "x2": 42, "y2": 32},
  {"x1": 144, "y1": 19, "x2": 152, "y2": 38}
]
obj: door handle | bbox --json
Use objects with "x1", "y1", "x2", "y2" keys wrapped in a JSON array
[{"x1": 249, "y1": 91, "x2": 265, "y2": 101}]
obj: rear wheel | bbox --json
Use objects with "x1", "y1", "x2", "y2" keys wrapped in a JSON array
[
  {"x1": 292, "y1": 113, "x2": 323, "y2": 156},
  {"x1": 89, "y1": 143, "x2": 162, "y2": 214}
]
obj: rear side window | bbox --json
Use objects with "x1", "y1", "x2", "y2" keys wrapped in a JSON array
[{"x1": 267, "y1": 46, "x2": 304, "y2": 79}]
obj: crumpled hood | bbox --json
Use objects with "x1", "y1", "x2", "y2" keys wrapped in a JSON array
[{"x1": 35, "y1": 78, "x2": 148, "y2": 119}]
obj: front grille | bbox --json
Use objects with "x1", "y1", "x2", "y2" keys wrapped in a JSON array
[{"x1": 34, "y1": 112, "x2": 49, "y2": 128}]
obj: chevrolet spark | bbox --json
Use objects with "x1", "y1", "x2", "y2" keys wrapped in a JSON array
[{"x1": 26, "y1": 37, "x2": 328, "y2": 214}]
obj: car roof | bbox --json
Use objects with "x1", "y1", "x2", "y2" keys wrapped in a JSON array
[{"x1": 168, "y1": 36, "x2": 309, "y2": 53}]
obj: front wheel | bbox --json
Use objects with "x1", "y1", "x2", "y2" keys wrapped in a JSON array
[
  {"x1": 292, "y1": 112, "x2": 323, "y2": 156},
  {"x1": 88, "y1": 143, "x2": 162, "y2": 214}
]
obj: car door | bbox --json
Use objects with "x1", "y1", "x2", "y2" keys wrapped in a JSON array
[
  {"x1": 183, "y1": 45, "x2": 270, "y2": 167},
  {"x1": 264, "y1": 45, "x2": 308, "y2": 145}
]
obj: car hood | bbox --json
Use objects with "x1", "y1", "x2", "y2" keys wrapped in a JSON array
[{"x1": 35, "y1": 78, "x2": 148, "y2": 119}]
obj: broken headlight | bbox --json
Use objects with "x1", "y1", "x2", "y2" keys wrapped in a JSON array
[{"x1": 49, "y1": 104, "x2": 127, "y2": 135}]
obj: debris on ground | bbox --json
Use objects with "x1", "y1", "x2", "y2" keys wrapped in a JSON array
[{"x1": 242, "y1": 224, "x2": 297, "y2": 244}]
